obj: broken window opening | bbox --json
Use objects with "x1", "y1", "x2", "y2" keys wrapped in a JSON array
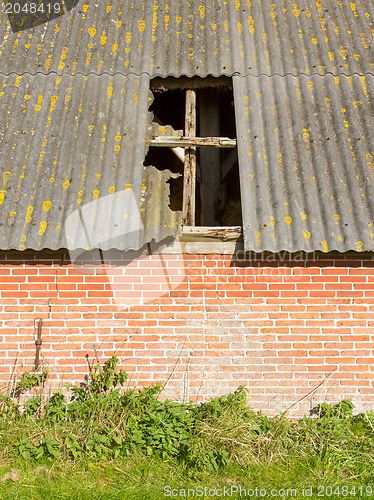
[
  {"x1": 149, "y1": 88, "x2": 185, "y2": 132},
  {"x1": 147, "y1": 77, "x2": 242, "y2": 228}
]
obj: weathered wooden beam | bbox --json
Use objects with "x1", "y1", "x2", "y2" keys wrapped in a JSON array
[
  {"x1": 182, "y1": 90, "x2": 197, "y2": 226},
  {"x1": 149, "y1": 136, "x2": 236, "y2": 148},
  {"x1": 182, "y1": 226, "x2": 242, "y2": 241}
]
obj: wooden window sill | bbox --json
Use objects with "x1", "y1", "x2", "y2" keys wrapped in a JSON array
[
  {"x1": 176, "y1": 226, "x2": 244, "y2": 254},
  {"x1": 181, "y1": 226, "x2": 242, "y2": 241}
]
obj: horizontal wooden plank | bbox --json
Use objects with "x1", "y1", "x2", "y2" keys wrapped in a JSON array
[
  {"x1": 150, "y1": 136, "x2": 237, "y2": 148},
  {"x1": 181, "y1": 226, "x2": 242, "y2": 241}
]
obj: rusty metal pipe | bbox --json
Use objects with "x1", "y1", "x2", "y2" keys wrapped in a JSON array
[{"x1": 35, "y1": 319, "x2": 43, "y2": 371}]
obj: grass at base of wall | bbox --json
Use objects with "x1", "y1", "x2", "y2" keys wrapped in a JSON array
[{"x1": 1, "y1": 357, "x2": 374, "y2": 499}]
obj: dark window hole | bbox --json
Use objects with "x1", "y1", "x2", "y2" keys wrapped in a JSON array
[{"x1": 147, "y1": 80, "x2": 242, "y2": 226}]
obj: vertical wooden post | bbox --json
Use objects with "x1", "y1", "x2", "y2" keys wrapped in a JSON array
[
  {"x1": 200, "y1": 88, "x2": 220, "y2": 226},
  {"x1": 182, "y1": 89, "x2": 196, "y2": 226}
]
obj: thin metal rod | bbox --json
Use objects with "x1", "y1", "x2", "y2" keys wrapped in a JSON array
[
  {"x1": 35, "y1": 319, "x2": 43, "y2": 371},
  {"x1": 93, "y1": 344, "x2": 101, "y2": 371}
]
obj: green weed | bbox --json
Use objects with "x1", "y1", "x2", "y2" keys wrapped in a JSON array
[{"x1": 0, "y1": 356, "x2": 374, "y2": 498}]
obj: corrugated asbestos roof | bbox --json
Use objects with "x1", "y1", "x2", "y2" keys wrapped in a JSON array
[
  {"x1": 234, "y1": 73, "x2": 374, "y2": 252},
  {"x1": 0, "y1": 0, "x2": 373, "y2": 77},
  {"x1": 0, "y1": 0, "x2": 373, "y2": 251}
]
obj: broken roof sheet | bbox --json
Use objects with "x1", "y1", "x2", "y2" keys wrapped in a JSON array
[
  {"x1": 0, "y1": 0, "x2": 373, "y2": 78},
  {"x1": 234, "y1": 72, "x2": 374, "y2": 252},
  {"x1": 0, "y1": 72, "x2": 180, "y2": 250}
]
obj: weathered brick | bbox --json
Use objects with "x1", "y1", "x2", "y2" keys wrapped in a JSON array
[{"x1": 0, "y1": 250, "x2": 373, "y2": 416}]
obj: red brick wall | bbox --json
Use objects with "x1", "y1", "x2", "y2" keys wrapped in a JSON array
[{"x1": 0, "y1": 249, "x2": 373, "y2": 416}]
